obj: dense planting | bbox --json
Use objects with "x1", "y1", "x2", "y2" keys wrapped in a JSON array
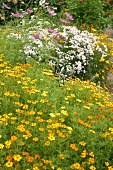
[
  {"x1": 0, "y1": 0, "x2": 113, "y2": 170},
  {"x1": 0, "y1": 54, "x2": 113, "y2": 169}
]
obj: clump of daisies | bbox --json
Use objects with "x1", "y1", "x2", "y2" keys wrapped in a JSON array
[
  {"x1": 48, "y1": 26, "x2": 109, "y2": 84},
  {"x1": 6, "y1": 19, "x2": 110, "y2": 84}
]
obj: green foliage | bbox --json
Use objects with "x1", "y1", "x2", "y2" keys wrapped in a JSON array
[{"x1": 64, "y1": 0, "x2": 113, "y2": 30}]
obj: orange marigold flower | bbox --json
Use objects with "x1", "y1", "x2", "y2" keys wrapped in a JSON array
[
  {"x1": 11, "y1": 135, "x2": 18, "y2": 142},
  {"x1": 26, "y1": 156, "x2": 34, "y2": 162},
  {"x1": 34, "y1": 154, "x2": 40, "y2": 159},
  {"x1": 6, "y1": 156, "x2": 12, "y2": 161},
  {"x1": 22, "y1": 152, "x2": 29, "y2": 156}
]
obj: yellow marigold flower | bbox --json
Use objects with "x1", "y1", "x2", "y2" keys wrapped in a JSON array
[
  {"x1": 108, "y1": 166, "x2": 113, "y2": 170},
  {"x1": 105, "y1": 162, "x2": 109, "y2": 166},
  {"x1": 33, "y1": 167, "x2": 39, "y2": 170},
  {"x1": 45, "y1": 141, "x2": 50, "y2": 146},
  {"x1": 88, "y1": 158, "x2": 95, "y2": 164},
  {"x1": 70, "y1": 163, "x2": 80, "y2": 169},
  {"x1": 57, "y1": 168, "x2": 62, "y2": 170},
  {"x1": 22, "y1": 104, "x2": 28, "y2": 110},
  {"x1": 59, "y1": 154, "x2": 65, "y2": 160},
  {"x1": 13, "y1": 154, "x2": 22, "y2": 161},
  {"x1": 70, "y1": 94, "x2": 75, "y2": 97},
  {"x1": 5, "y1": 161, "x2": 13, "y2": 167},
  {"x1": 41, "y1": 91, "x2": 48, "y2": 96},
  {"x1": 4, "y1": 91, "x2": 10, "y2": 96},
  {"x1": 79, "y1": 168, "x2": 84, "y2": 170},
  {"x1": 89, "y1": 152, "x2": 94, "y2": 157},
  {"x1": 39, "y1": 127, "x2": 44, "y2": 131},
  {"x1": 109, "y1": 127, "x2": 113, "y2": 132},
  {"x1": 79, "y1": 141, "x2": 86, "y2": 146},
  {"x1": 32, "y1": 100, "x2": 37, "y2": 104},
  {"x1": 32, "y1": 137, "x2": 39, "y2": 142},
  {"x1": 90, "y1": 165, "x2": 96, "y2": 170},
  {"x1": 81, "y1": 152, "x2": 87, "y2": 158},
  {"x1": 31, "y1": 122, "x2": 37, "y2": 126},
  {"x1": 99, "y1": 58, "x2": 105, "y2": 62},
  {"x1": 17, "y1": 124, "x2": 25, "y2": 132},
  {"x1": 0, "y1": 144, "x2": 4, "y2": 149},
  {"x1": 49, "y1": 113, "x2": 56, "y2": 118},
  {"x1": 95, "y1": 73, "x2": 99, "y2": 77},
  {"x1": 5, "y1": 140, "x2": 11, "y2": 146},
  {"x1": 105, "y1": 60, "x2": 110, "y2": 64},
  {"x1": 61, "y1": 110, "x2": 68, "y2": 116},
  {"x1": 48, "y1": 136, "x2": 55, "y2": 141},
  {"x1": 89, "y1": 130, "x2": 96, "y2": 134}
]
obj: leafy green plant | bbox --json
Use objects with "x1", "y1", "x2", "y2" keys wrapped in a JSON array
[{"x1": 64, "y1": 0, "x2": 113, "y2": 30}]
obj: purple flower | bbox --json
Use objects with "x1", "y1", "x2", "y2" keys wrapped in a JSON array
[
  {"x1": 47, "y1": 28, "x2": 58, "y2": 35},
  {"x1": 60, "y1": 18, "x2": 70, "y2": 24},
  {"x1": 44, "y1": 3, "x2": 49, "y2": 7},
  {"x1": 2, "y1": 2, "x2": 11, "y2": 9},
  {"x1": 11, "y1": 11, "x2": 24, "y2": 18},
  {"x1": 47, "y1": 8, "x2": 56, "y2": 16},
  {"x1": 65, "y1": 12, "x2": 74, "y2": 20},
  {"x1": 33, "y1": 34, "x2": 39, "y2": 39},
  {"x1": 27, "y1": 9, "x2": 33, "y2": 14}
]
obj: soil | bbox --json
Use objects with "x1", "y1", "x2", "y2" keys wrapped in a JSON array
[{"x1": 105, "y1": 27, "x2": 113, "y2": 99}]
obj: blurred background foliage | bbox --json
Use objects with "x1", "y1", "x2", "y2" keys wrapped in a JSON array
[{"x1": 0, "y1": 0, "x2": 113, "y2": 30}]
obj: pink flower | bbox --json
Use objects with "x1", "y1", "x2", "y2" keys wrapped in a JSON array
[
  {"x1": 58, "y1": 2, "x2": 64, "y2": 4},
  {"x1": 54, "y1": 40, "x2": 62, "y2": 48},
  {"x1": 33, "y1": 34, "x2": 39, "y2": 39},
  {"x1": 27, "y1": 9, "x2": 33, "y2": 14},
  {"x1": 47, "y1": 8, "x2": 56, "y2": 16},
  {"x1": 44, "y1": 3, "x2": 49, "y2": 7},
  {"x1": 60, "y1": 18, "x2": 70, "y2": 24},
  {"x1": 2, "y1": 2, "x2": 11, "y2": 9},
  {"x1": 47, "y1": 28, "x2": 58, "y2": 35},
  {"x1": 65, "y1": 12, "x2": 74, "y2": 20},
  {"x1": 80, "y1": 0, "x2": 83, "y2": 2},
  {"x1": 11, "y1": 11, "x2": 24, "y2": 18}
]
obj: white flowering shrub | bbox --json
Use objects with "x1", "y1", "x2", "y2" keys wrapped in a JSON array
[
  {"x1": 48, "y1": 26, "x2": 109, "y2": 83},
  {"x1": 6, "y1": 17, "x2": 54, "y2": 63},
  {"x1": 6, "y1": 17, "x2": 111, "y2": 84}
]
